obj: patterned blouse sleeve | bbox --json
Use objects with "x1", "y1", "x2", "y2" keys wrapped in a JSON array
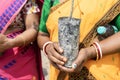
[{"x1": 22, "y1": 0, "x2": 40, "y2": 14}]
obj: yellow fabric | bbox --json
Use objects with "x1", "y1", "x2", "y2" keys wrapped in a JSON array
[{"x1": 46, "y1": 0, "x2": 120, "y2": 80}]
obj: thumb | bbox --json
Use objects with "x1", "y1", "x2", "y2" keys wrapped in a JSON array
[
  {"x1": 71, "y1": 53, "x2": 81, "y2": 69},
  {"x1": 72, "y1": 52, "x2": 86, "y2": 70}
]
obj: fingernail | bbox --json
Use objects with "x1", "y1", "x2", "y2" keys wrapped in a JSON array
[
  {"x1": 61, "y1": 62, "x2": 64, "y2": 65},
  {"x1": 63, "y1": 58, "x2": 67, "y2": 62},
  {"x1": 72, "y1": 63, "x2": 77, "y2": 69},
  {"x1": 59, "y1": 48, "x2": 63, "y2": 52}
]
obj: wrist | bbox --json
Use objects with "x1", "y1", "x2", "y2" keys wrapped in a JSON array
[
  {"x1": 85, "y1": 46, "x2": 97, "y2": 60},
  {"x1": 90, "y1": 42, "x2": 103, "y2": 60},
  {"x1": 11, "y1": 35, "x2": 26, "y2": 47},
  {"x1": 5, "y1": 38, "x2": 15, "y2": 49}
]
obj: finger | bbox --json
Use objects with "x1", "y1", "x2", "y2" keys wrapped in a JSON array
[
  {"x1": 48, "y1": 51, "x2": 64, "y2": 65},
  {"x1": 53, "y1": 42, "x2": 63, "y2": 54},
  {"x1": 72, "y1": 63, "x2": 77, "y2": 69},
  {"x1": 51, "y1": 50, "x2": 67, "y2": 62},
  {"x1": 47, "y1": 43, "x2": 67, "y2": 62},
  {"x1": 72, "y1": 52, "x2": 86, "y2": 70},
  {"x1": 58, "y1": 64, "x2": 74, "y2": 72}
]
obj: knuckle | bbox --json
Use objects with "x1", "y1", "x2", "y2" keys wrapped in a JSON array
[
  {"x1": 53, "y1": 42, "x2": 58, "y2": 47},
  {"x1": 58, "y1": 56, "x2": 63, "y2": 60},
  {"x1": 55, "y1": 60, "x2": 61, "y2": 65}
]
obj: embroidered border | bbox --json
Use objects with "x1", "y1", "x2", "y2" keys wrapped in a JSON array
[{"x1": 80, "y1": 0, "x2": 120, "y2": 48}]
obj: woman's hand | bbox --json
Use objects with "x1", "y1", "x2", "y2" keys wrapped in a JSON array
[
  {"x1": 0, "y1": 34, "x2": 13, "y2": 52},
  {"x1": 45, "y1": 42, "x2": 67, "y2": 69},
  {"x1": 58, "y1": 46, "x2": 96, "y2": 73}
]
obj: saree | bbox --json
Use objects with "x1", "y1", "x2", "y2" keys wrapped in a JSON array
[
  {"x1": 46, "y1": 0, "x2": 120, "y2": 80},
  {"x1": 0, "y1": 0, "x2": 44, "y2": 80}
]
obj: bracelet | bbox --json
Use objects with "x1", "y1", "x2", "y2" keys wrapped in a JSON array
[
  {"x1": 91, "y1": 44, "x2": 99, "y2": 60},
  {"x1": 91, "y1": 42, "x2": 102, "y2": 60},
  {"x1": 43, "y1": 41, "x2": 53, "y2": 55},
  {"x1": 18, "y1": 35, "x2": 26, "y2": 47},
  {"x1": 94, "y1": 42, "x2": 102, "y2": 59}
]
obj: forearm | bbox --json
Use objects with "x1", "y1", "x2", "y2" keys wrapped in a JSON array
[
  {"x1": 37, "y1": 32, "x2": 50, "y2": 50},
  {"x1": 11, "y1": 13, "x2": 39, "y2": 47},
  {"x1": 99, "y1": 32, "x2": 120, "y2": 55},
  {"x1": 12, "y1": 28, "x2": 38, "y2": 47},
  {"x1": 0, "y1": 28, "x2": 37, "y2": 52},
  {"x1": 82, "y1": 32, "x2": 120, "y2": 60}
]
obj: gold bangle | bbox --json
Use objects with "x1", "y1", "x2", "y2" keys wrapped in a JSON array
[{"x1": 18, "y1": 35, "x2": 26, "y2": 47}]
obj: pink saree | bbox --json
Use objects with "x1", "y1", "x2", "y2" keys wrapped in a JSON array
[{"x1": 0, "y1": 0, "x2": 44, "y2": 80}]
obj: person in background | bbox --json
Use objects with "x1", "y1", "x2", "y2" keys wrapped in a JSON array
[
  {"x1": 37, "y1": 0, "x2": 120, "y2": 80},
  {"x1": 0, "y1": 0, "x2": 44, "y2": 80}
]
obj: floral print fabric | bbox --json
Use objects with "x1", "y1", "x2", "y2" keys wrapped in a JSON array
[{"x1": 10, "y1": 0, "x2": 40, "y2": 28}]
